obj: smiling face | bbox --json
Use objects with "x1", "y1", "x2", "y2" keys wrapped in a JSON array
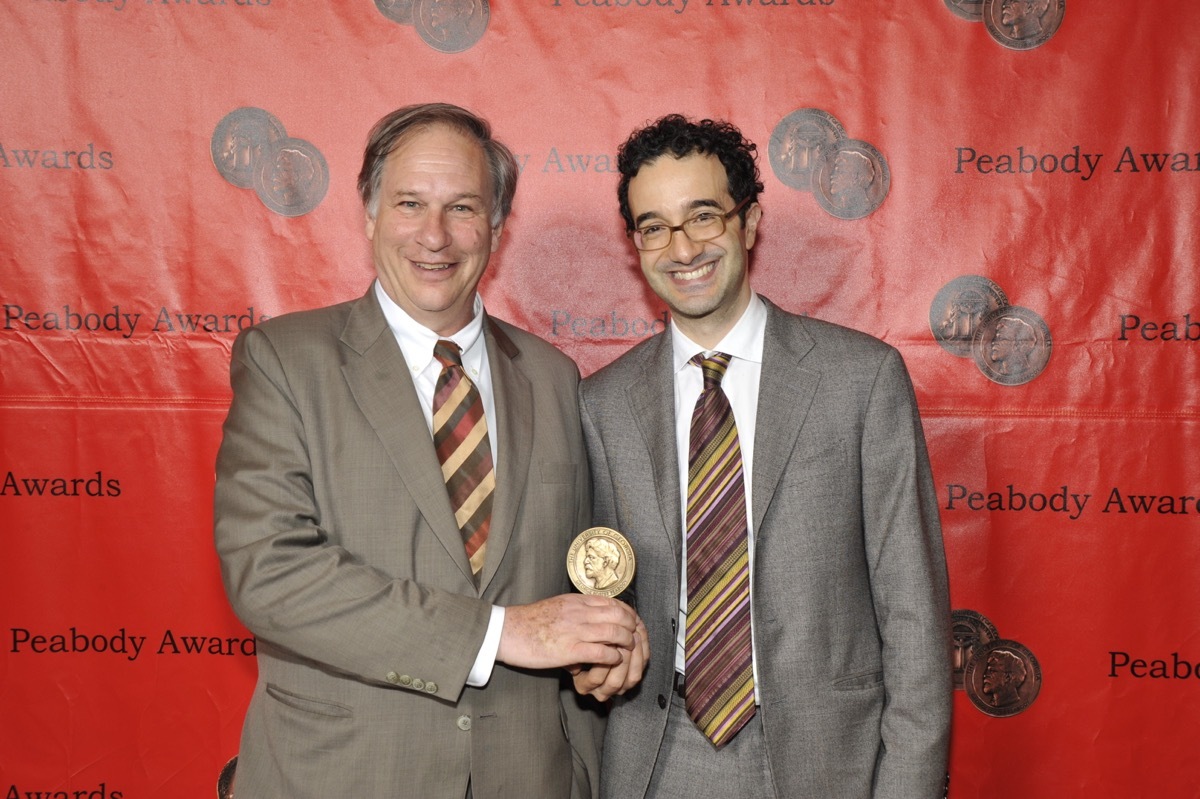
[
  {"x1": 626, "y1": 152, "x2": 760, "y2": 348},
  {"x1": 365, "y1": 124, "x2": 502, "y2": 336}
]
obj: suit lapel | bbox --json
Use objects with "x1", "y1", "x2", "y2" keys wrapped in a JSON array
[
  {"x1": 339, "y1": 289, "x2": 475, "y2": 584},
  {"x1": 476, "y1": 317, "x2": 529, "y2": 593},
  {"x1": 628, "y1": 334, "x2": 684, "y2": 561},
  {"x1": 752, "y1": 300, "x2": 819, "y2": 537}
]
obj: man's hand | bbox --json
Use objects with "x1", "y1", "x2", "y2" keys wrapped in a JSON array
[
  {"x1": 497, "y1": 594, "x2": 640, "y2": 670},
  {"x1": 570, "y1": 613, "x2": 649, "y2": 701}
]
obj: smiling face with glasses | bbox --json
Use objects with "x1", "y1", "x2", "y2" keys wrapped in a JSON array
[{"x1": 626, "y1": 152, "x2": 761, "y2": 349}]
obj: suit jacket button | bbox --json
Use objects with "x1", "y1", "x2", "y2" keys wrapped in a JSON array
[
  {"x1": 412, "y1": 678, "x2": 425, "y2": 690},
  {"x1": 424, "y1": 682, "x2": 438, "y2": 694},
  {"x1": 657, "y1": 694, "x2": 667, "y2": 709},
  {"x1": 386, "y1": 671, "x2": 400, "y2": 684},
  {"x1": 400, "y1": 674, "x2": 413, "y2": 686},
  {"x1": 457, "y1": 715, "x2": 472, "y2": 731}
]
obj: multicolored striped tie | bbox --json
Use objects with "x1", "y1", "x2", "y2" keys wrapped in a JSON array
[
  {"x1": 432, "y1": 340, "x2": 494, "y2": 582},
  {"x1": 684, "y1": 352, "x2": 755, "y2": 748}
]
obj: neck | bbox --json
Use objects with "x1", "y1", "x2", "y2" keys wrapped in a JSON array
[{"x1": 673, "y1": 292, "x2": 752, "y2": 350}]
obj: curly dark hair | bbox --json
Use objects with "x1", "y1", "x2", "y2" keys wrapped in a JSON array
[{"x1": 616, "y1": 114, "x2": 764, "y2": 232}]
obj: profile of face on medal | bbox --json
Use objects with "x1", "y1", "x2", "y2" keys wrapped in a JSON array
[{"x1": 567, "y1": 527, "x2": 636, "y2": 598}]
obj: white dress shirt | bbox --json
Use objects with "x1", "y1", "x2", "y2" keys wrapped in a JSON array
[
  {"x1": 375, "y1": 280, "x2": 504, "y2": 686},
  {"x1": 671, "y1": 293, "x2": 766, "y2": 692}
]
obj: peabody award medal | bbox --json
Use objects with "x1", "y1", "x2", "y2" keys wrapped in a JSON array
[{"x1": 567, "y1": 527, "x2": 635, "y2": 598}]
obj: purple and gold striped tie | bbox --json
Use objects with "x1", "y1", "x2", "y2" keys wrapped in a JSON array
[
  {"x1": 432, "y1": 340, "x2": 494, "y2": 582},
  {"x1": 684, "y1": 352, "x2": 755, "y2": 748}
]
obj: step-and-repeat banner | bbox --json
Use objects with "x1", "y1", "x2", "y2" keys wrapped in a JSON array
[{"x1": 2, "y1": 2, "x2": 1197, "y2": 796}]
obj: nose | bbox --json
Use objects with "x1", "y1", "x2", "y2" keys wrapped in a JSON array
[
  {"x1": 665, "y1": 226, "x2": 704, "y2": 265},
  {"x1": 415, "y1": 210, "x2": 452, "y2": 251}
]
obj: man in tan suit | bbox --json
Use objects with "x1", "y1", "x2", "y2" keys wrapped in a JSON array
[{"x1": 214, "y1": 103, "x2": 645, "y2": 798}]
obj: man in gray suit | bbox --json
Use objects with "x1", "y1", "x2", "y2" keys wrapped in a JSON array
[
  {"x1": 214, "y1": 103, "x2": 644, "y2": 798},
  {"x1": 576, "y1": 115, "x2": 952, "y2": 798}
]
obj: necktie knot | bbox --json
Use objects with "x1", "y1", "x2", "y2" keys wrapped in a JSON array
[
  {"x1": 691, "y1": 352, "x2": 732, "y2": 390},
  {"x1": 434, "y1": 339, "x2": 464, "y2": 370}
]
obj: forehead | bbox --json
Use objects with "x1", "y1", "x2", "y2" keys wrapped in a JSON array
[
  {"x1": 380, "y1": 124, "x2": 490, "y2": 193},
  {"x1": 627, "y1": 152, "x2": 730, "y2": 216}
]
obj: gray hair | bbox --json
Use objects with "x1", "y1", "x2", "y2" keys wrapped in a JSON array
[{"x1": 357, "y1": 103, "x2": 518, "y2": 227}]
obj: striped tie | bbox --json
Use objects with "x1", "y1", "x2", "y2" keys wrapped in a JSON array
[
  {"x1": 432, "y1": 340, "x2": 494, "y2": 582},
  {"x1": 684, "y1": 352, "x2": 755, "y2": 748}
]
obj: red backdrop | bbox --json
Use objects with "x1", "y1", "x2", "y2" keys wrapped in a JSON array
[{"x1": 3, "y1": 1, "x2": 1198, "y2": 796}]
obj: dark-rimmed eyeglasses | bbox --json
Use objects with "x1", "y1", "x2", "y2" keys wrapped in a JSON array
[{"x1": 628, "y1": 197, "x2": 751, "y2": 252}]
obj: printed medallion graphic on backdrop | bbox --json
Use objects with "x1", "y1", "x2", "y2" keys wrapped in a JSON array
[
  {"x1": 943, "y1": 0, "x2": 983, "y2": 22},
  {"x1": 211, "y1": 108, "x2": 329, "y2": 217},
  {"x1": 374, "y1": 0, "x2": 490, "y2": 53},
  {"x1": 217, "y1": 756, "x2": 237, "y2": 799},
  {"x1": 769, "y1": 108, "x2": 889, "y2": 220},
  {"x1": 951, "y1": 608, "x2": 998, "y2": 690},
  {"x1": 943, "y1": 0, "x2": 1065, "y2": 50},
  {"x1": 952, "y1": 609, "x2": 1041, "y2": 717},
  {"x1": 211, "y1": 107, "x2": 285, "y2": 190},
  {"x1": 930, "y1": 275, "x2": 1051, "y2": 385}
]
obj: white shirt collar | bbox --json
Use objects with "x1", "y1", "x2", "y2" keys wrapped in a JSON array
[
  {"x1": 373, "y1": 280, "x2": 486, "y2": 371},
  {"x1": 670, "y1": 292, "x2": 767, "y2": 374}
]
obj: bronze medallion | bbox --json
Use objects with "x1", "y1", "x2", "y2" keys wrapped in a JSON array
[
  {"x1": 211, "y1": 107, "x2": 287, "y2": 190},
  {"x1": 567, "y1": 527, "x2": 635, "y2": 598},
  {"x1": 982, "y1": 0, "x2": 1065, "y2": 50},
  {"x1": 768, "y1": 108, "x2": 846, "y2": 192},
  {"x1": 930, "y1": 276, "x2": 1010, "y2": 358},
  {"x1": 965, "y1": 638, "x2": 1042, "y2": 717},
  {"x1": 813, "y1": 139, "x2": 891, "y2": 220},
  {"x1": 943, "y1": 0, "x2": 985, "y2": 22},
  {"x1": 972, "y1": 304, "x2": 1052, "y2": 386},
  {"x1": 375, "y1": 0, "x2": 415, "y2": 25},
  {"x1": 413, "y1": 0, "x2": 490, "y2": 53},
  {"x1": 252, "y1": 136, "x2": 330, "y2": 217},
  {"x1": 216, "y1": 755, "x2": 237, "y2": 799},
  {"x1": 951, "y1": 608, "x2": 1000, "y2": 690}
]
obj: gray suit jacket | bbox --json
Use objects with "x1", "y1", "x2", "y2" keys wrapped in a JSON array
[
  {"x1": 580, "y1": 298, "x2": 951, "y2": 799},
  {"x1": 214, "y1": 287, "x2": 602, "y2": 798}
]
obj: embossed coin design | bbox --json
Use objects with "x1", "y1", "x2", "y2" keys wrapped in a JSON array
[
  {"x1": 216, "y1": 755, "x2": 237, "y2": 799},
  {"x1": 413, "y1": 0, "x2": 489, "y2": 53},
  {"x1": 930, "y1": 276, "x2": 1010, "y2": 358},
  {"x1": 814, "y1": 139, "x2": 891, "y2": 220},
  {"x1": 567, "y1": 527, "x2": 635, "y2": 598},
  {"x1": 982, "y1": 0, "x2": 1065, "y2": 50},
  {"x1": 951, "y1": 609, "x2": 1000, "y2": 690},
  {"x1": 768, "y1": 108, "x2": 847, "y2": 192},
  {"x1": 972, "y1": 305, "x2": 1052, "y2": 386},
  {"x1": 965, "y1": 638, "x2": 1041, "y2": 717},
  {"x1": 253, "y1": 137, "x2": 330, "y2": 218},
  {"x1": 211, "y1": 107, "x2": 287, "y2": 190},
  {"x1": 375, "y1": 0, "x2": 415, "y2": 24},
  {"x1": 943, "y1": 0, "x2": 984, "y2": 21}
]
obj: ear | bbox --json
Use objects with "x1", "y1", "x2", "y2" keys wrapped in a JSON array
[
  {"x1": 743, "y1": 202, "x2": 763, "y2": 250},
  {"x1": 364, "y1": 206, "x2": 377, "y2": 241},
  {"x1": 490, "y1": 220, "x2": 505, "y2": 252}
]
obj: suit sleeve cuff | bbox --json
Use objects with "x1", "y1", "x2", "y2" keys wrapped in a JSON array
[{"x1": 466, "y1": 605, "x2": 505, "y2": 687}]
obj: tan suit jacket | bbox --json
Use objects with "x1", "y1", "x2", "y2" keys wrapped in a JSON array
[
  {"x1": 214, "y1": 287, "x2": 601, "y2": 798},
  {"x1": 580, "y1": 298, "x2": 951, "y2": 799}
]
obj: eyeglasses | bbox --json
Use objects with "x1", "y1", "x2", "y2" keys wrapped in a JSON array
[{"x1": 629, "y1": 197, "x2": 751, "y2": 252}]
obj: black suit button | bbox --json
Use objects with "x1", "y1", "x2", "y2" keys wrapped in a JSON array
[{"x1": 657, "y1": 694, "x2": 667, "y2": 709}]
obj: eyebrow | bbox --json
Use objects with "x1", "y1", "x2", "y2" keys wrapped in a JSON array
[
  {"x1": 633, "y1": 198, "x2": 724, "y2": 227},
  {"x1": 388, "y1": 189, "x2": 487, "y2": 206}
]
